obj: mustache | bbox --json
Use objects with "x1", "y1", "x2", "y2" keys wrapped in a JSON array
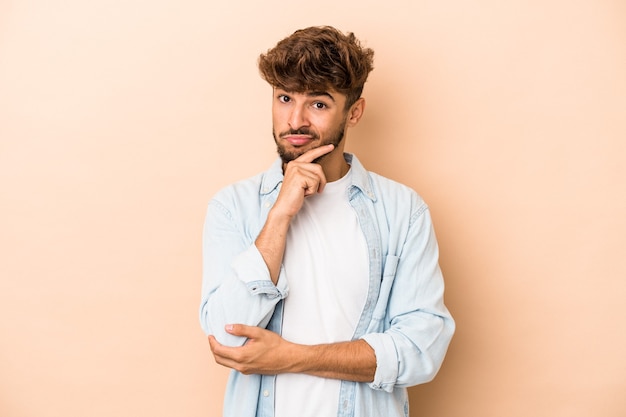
[{"x1": 279, "y1": 128, "x2": 319, "y2": 139}]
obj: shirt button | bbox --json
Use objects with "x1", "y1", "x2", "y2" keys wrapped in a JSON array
[{"x1": 263, "y1": 390, "x2": 270, "y2": 397}]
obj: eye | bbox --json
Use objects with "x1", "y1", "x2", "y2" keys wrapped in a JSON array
[
  {"x1": 277, "y1": 94, "x2": 291, "y2": 103},
  {"x1": 313, "y1": 101, "x2": 327, "y2": 109}
]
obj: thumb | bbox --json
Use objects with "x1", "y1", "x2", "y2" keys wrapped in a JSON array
[{"x1": 225, "y1": 323, "x2": 254, "y2": 337}]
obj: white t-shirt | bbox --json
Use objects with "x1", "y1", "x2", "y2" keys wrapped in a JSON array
[{"x1": 275, "y1": 169, "x2": 369, "y2": 417}]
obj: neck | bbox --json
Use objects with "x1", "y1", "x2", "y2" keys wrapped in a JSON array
[
  {"x1": 318, "y1": 149, "x2": 349, "y2": 182},
  {"x1": 323, "y1": 159, "x2": 350, "y2": 182}
]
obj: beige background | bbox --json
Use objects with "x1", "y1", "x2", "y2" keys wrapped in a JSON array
[{"x1": 1, "y1": 1, "x2": 625, "y2": 416}]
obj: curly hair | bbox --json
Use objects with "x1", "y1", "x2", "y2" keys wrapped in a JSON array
[{"x1": 258, "y1": 26, "x2": 374, "y2": 109}]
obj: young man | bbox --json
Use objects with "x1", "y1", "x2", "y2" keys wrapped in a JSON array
[{"x1": 200, "y1": 26, "x2": 454, "y2": 417}]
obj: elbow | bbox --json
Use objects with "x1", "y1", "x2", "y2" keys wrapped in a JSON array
[
  {"x1": 199, "y1": 298, "x2": 248, "y2": 347},
  {"x1": 416, "y1": 318, "x2": 456, "y2": 385},
  {"x1": 399, "y1": 316, "x2": 456, "y2": 387},
  {"x1": 199, "y1": 301, "x2": 212, "y2": 336}
]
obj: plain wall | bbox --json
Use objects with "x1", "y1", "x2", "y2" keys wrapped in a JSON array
[{"x1": 1, "y1": 1, "x2": 625, "y2": 416}]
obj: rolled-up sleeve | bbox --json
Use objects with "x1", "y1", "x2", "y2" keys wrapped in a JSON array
[
  {"x1": 199, "y1": 196, "x2": 288, "y2": 347},
  {"x1": 232, "y1": 244, "x2": 288, "y2": 299},
  {"x1": 360, "y1": 202, "x2": 455, "y2": 391},
  {"x1": 362, "y1": 312, "x2": 452, "y2": 392}
]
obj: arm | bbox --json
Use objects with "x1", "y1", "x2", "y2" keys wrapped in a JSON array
[
  {"x1": 199, "y1": 196, "x2": 284, "y2": 345},
  {"x1": 206, "y1": 185, "x2": 454, "y2": 387},
  {"x1": 205, "y1": 186, "x2": 454, "y2": 388},
  {"x1": 254, "y1": 144, "x2": 334, "y2": 283},
  {"x1": 200, "y1": 145, "x2": 335, "y2": 344},
  {"x1": 361, "y1": 201, "x2": 455, "y2": 391},
  {"x1": 208, "y1": 324, "x2": 377, "y2": 382}
]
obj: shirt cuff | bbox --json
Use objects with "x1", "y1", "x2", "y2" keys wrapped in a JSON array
[
  {"x1": 231, "y1": 244, "x2": 288, "y2": 299},
  {"x1": 360, "y1": 333, "x2": 398, "y2": 393}
]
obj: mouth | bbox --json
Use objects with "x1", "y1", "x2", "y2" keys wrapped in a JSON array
[
  {"x1": 283, "y1": 134, "x2": 315, "y2": 146},
  {"x1": 280, "y1": 128, "x2": 319, "y2": 147}
]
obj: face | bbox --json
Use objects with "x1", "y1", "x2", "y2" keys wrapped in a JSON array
[{"x1": 272, "y1": 88, "x2": 350, "y2": 164}]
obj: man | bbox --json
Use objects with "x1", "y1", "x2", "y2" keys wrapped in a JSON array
[{"x1": 200, "y1": 26, "x2": 454, "y2": 417}]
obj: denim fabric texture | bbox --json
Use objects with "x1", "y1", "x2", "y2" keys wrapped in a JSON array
[{"x1": 200, "y1": 153, "x2": 455, "y2": 417}]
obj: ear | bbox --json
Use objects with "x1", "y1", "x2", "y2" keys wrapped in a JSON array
[{"x1": 346, "y1": 97, "x2": 366, "y2": 127}]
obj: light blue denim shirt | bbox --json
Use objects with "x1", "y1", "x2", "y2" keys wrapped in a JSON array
[{"x1": 200, "y1": 153, "x2": 455, "y2": 417}]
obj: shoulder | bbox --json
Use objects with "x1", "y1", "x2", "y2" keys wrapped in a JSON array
[
  {"x1": 348, "y1": 154, "x2": 422, "y2": 204},
  {"x1": 347, "y1": 152, "x2": 429, "y2": 220},
  {"x1": 368, "y1": 171, "x2": 427, "y2": 213},
  {"x1": 210, "y1": 158, "x2": 283, "y2": 207},
  {"x1": 208, "y1": 172, "x2": 266, "y2": 220},
  {"x1": 212, "y1": 172, "x2": 264, "y2": 200}
]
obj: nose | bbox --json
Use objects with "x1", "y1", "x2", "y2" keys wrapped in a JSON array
[{"x1": 288, "y1": 104, "x2": 309, "y2": 130}]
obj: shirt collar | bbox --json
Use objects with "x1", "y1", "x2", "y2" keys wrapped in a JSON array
[{"x1": 344, "y1": 153, "x2": 377, "y2": 202}]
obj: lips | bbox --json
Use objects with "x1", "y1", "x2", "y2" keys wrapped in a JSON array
[{"x1": 284, "y1": 135, "x2": 313, "y2": 146}]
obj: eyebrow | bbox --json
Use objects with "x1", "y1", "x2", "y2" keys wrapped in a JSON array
[
  {"x1": 275, "y1": 88, "x2": 337, "y2": 103},
  {"x1": 306, "y1": 91, "x2": 336, "y2": 102}
]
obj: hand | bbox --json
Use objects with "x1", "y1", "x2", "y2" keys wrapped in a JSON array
[
  {"x1": 208, "y1": 324, "x2": 295, "y2": 375},
  {"x1": 273, "y1": 144, "x2": 334, "y2": 218},
  {"x1": 208, "y1": 324, "x2": 377, "y2": 382},
  {"x1": 254, "y1": 144, "x2": 334, "y2": 284}
]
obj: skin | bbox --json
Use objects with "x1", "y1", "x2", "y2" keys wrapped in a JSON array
[
  {"x1": 208, "y1": 88, "x2": 376, "y2": 383},
  {"x1": 272, "y1": 88, "x2": 351, "y2": 169}
]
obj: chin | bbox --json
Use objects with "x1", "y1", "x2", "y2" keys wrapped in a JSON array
[
  {"x1": 276, "y1": 142, "x2": 319, "y2": 163},
  {"x1": 276, "y1": 147, "x2": 301, "y2": 163}
]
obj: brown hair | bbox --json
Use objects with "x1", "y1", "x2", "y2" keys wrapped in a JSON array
[{"x1": 258, "y1": 26, "x2": 374, "y2": 109}]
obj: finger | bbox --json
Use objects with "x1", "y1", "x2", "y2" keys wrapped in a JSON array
[
  {"x1": 305, "y1": 166, "x2": 327, "y2": 194},
  {"x1": 208, "y1": 335, "x2": 238, "y2": 364},
  {"x1": 294, "y1": 144, "x2": 334, "y2": 163},
  {"x1": 208, "y1": 335, "x2": 231, "y2": 364},
  {"x1": 314, "y1": 168, "x2": 327, "y2": 194},
  {"x1": 209, "y1": 335, "x2": 239, "y2": 356},
  {"x1": 208, "y1": 335, "x2": 221, "y2": 353},
  {"x1": 225, "y1": 323, "x2": 258, "y2": 338},
  {"x1": 290, "y1": 163, "x2": 327, "y2": 194},
  {"x1": 298, "y1": 170, "x2": 325, "y2": 196}
]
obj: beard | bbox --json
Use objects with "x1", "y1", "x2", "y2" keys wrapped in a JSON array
[{"x1": 273, "y1": 119, "x2": 347, "y2": 164}]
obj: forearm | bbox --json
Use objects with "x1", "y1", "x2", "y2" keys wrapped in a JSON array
[
  {"x1": 291, "y1": 339, "x2": 376, "y2": 382},
  {"x1": 210, "y1": 325, "x2": 376, "y2": 382},
  {"x1": 254, "y1": 209, "x2": 291, "y2": 284}
]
